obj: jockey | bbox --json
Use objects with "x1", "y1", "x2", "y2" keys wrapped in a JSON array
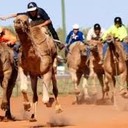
[
  {"x1": 0, "y1": 2, "x2": 64, "y2": 50},
  {"x1": 86, "y1": 23, "x2": 106, "y2": 63},
  {"x1": 102, "y1": 17, "x2": 128, "y2": 60},
  {"x1": 65, "y1": 24, "x2": 85, "y2": 47},
  {"x1": 86, "y1": 23, "x2": 106, "y2": 42},
  {"x1": 65, "y1": 24, "x2": 85, "y2": 57},
  {"x1": 0, "y1": 26, "x2": 20, "y2": 64}
]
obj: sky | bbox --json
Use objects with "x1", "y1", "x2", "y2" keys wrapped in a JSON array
[{"x1": 0, "y1": 0, "x2": 128, "y2": 34}]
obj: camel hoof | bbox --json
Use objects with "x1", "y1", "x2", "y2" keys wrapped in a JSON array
[
  {"x1": 74, "y1": 89, "x2": 80, "y2": 95},
  {"x1": 119, "y1": 89, "x2": 128, "y2": 98},
  {"x1": 29, "y1": 114, "x2": 37, "y2": 122},
  {"x1": 2, "y1": 116, "x2": 16, "y2": 122},
  {"x1": 23, "y1": 102, "x2": 31, "y2": 111},
  {"x1": 103, "y1": 86, "x2": 109, "y2": 92},
  {"x1": 120, "y1": 92, "x2": 128, "y2": 99},
  {"x1": 75, "y1": 91, "x2": 87, "y2": 104},
  {"x1": 84, "y1": 96, "x2": 92, "y2": 104},
  {"x1": 45, "y1": 97, "x2": 54, "y2": 107},
  {"x1": 56, "y1": 108, "x2": 63, "y2": 113},
  {"x1": 72, "y1": 100, "x2": 77, "y2": 105},
  {"x1": 55, "y1": 105, "x2": 63, "y2": 113},
  {"x1": 1, "y1": 102, "x2": 8, "y2": 111},
  {"x1": 29, "y1": 118, "x2": 37, "y2": 122}
]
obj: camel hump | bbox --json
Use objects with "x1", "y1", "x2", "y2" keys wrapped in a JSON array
[
  {"x1": 0, "y1": 43, "x2": 14, "y2": 66},
  {"x1": 30, "y1": 25, "x2": 52, "y2": 45}
]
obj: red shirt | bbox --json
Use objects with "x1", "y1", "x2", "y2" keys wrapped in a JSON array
[{"x1": 0, "y1": 29, "x2": 17, "y2": 45}]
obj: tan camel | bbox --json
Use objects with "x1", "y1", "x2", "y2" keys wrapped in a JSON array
[
  {"x1": 66, "y1": 41, "x2": 90, "y2": 104},
  {"x1": 14, "y1": 14, "x2": 62, "y2": 121},
  {"x1": 87, "y1": 40, "x2": 105, "y2": 103},
  {"x1": 103, "y1": 35, "x2": 128, "y2": 104},
  {"x1": 0, "y1": 43, "x2": 18, "y2": 121}
]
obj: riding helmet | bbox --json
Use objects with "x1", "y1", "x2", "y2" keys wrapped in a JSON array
[
  {"x1": 114, "y1": 17, "x2": 122, "y2": 24},
  {"x1": 27, "y1": 2, "x2": 38, "y2": 12},
  {"x1": 94, "y1": 23, "x2": 101, "y2": 30},
  {"x1": 72, "y1": 24, "x2": 79, "y2": 29}
]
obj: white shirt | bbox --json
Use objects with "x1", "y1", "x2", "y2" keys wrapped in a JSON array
[{"x1": 86, "y1": 27, "x2": 106, "y2": 41}]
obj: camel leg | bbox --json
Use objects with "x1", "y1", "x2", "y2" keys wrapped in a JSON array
[
  {"x1": 95, "y1": 74, "x2": 108, "y2": 104},
  {"x1": 97, "y1": 74, "x2": 104, "y2": 97},
  {"x1": 41, "y1": 70, "x2": 53, "y2": 107},
  {"x1": 104, "y1": 73, "x2": 115, "y2": 103},
  {"x1": 19, "y1": 67, "x2": 31, "y2": 111},
  {"x1": 1, "y1": 70, "x2": 11, "y2": 111},
  {"x1": 82, "y1": 75, "x2": 89, "y2": 98},
  {"x1": 51, "y1": 56, "x2": 62, "y2": 112},
  {"x1": 118, "y1": 71, "x2": 128, "y2": 98},
  {"x1": 89, "y1": 67, "x2": 97, "y2": 95},
  {"x1": 70, "y1": 69, "x2": 83, "y2": 104},
  {"x1": 70, "y1": 69, "x2": 80, "y2": 95},
  {"x1": 103, "y1": 74, "x2": 109, "y2": 99},
  {"x1": 52, "y1": 73, "x2": 63, "y2": 113},
  {"x1": 4, "y1": 68, "x2": 18, "y2": 121},
  {"x1": 97, "y1": 42, "x2": 103, "y2": 64},
  {"x1": 29, "y1": 74, "x2": 38, "y2": 121}
]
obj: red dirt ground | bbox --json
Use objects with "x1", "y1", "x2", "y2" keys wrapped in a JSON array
[{"x1": 0, "y1": 94, "x2": 128, "y2": 128}]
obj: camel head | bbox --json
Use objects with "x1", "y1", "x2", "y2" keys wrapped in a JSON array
[
  {"x1": 106, "y1": 33, "x2": 115, "y2": 43},
  {"x1": 14, "y1": 14, "x2": 30, "y2": 33},
  {"x1": 87, "y1": 40, "x2": 102, "y2": 52}
]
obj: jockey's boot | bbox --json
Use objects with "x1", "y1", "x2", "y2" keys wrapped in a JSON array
[
  {"x1": 53, "y1": 39, "x2": 65, "y2": 50},
  {"x1": 57, "y1": 43, "x2": 65, "y2": 50}
]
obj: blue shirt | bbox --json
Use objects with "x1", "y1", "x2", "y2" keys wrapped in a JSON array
[{"x1": 66, "y1": 30, "x2": 85, "y2": 45}]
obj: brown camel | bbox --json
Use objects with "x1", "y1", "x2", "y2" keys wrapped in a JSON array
[
  {"x1": 66, "y1": 41, "x2": 90, "y2": 104},
  {"x1": 87, "y1": 40, "x2": 105, "y2": 103},
  {"x1": 0, "y1": 43, "x2": 18, "y2": 121},
  {"x1": 14, "y1": 14, "x2": 62, "y2": 121},
  {"x1": 103, "y1": 35, "x2": 128, "y2": 104}
]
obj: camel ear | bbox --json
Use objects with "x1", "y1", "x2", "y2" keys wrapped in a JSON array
[{"x1": 30, "y1": 26, "x2": 46, "y2": 45}]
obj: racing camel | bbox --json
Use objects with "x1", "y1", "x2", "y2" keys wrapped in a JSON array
[
  {"x1": 0, "y1": 43, "x2": 18, "y2": 121},
  {"x1": 87, "y1": 40, "x2": 105, "y2": 103},
  {"x1": 66, "y1": 41, "x2": 90, "y2": 104},
  {"x1": 14, "y1": 14, "x2": 62, "y2": 121},
  {"x1": 103, "y1": 35, "x2": 128, "y2": 104}
]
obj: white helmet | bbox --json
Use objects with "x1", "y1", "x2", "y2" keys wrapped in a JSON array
[{"x1": 72, "y1": 24, "x2": 79, "y2": 29}]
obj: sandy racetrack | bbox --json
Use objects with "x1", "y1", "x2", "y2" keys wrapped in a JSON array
[{"x1": 0, "y1": 94, "x2": 128, "y2": 128}]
